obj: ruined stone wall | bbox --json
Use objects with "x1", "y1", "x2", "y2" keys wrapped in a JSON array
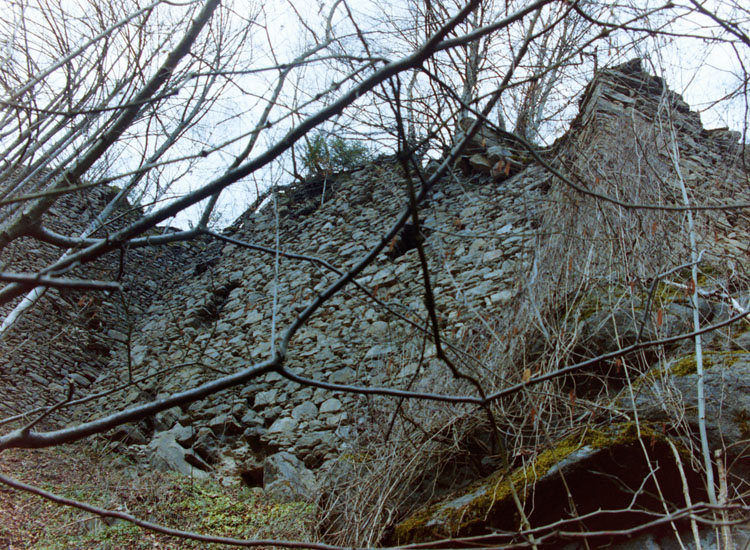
[
  {"x1": 0, "y1": 184, "x2": 198, "y2": 419},
  {"x1": 79, "y1": 60, "x2": 747, "y2": 484},
  {"x1": 99, "y1": 159, "x2": 548, "y2": 472},
  {"x1": 390, "y1": 62, "x2": 750, "y2": 547},
  {"x1": 2, "y1": 61, "x2": 748, "y2": 532},
  {"x1": 535, "y1": 59, "x2": 749, "y2": 339}
]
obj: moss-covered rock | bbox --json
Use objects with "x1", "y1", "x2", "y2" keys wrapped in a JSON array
[
  {"x1": 570, "y1": 279, "x2": 718, "y2": 361},
  {"x1": 623, "y1": 352, "x2": 750, "y2": 480},
  {"x1": 668, "y1": 350, "x2": 743, "y2": 376},
  {"x1": 392, "y1": 422, "x2": 698, "y2": 546}
]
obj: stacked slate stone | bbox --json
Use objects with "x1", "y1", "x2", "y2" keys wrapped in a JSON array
[
  {"x1": 104, "y1": 156, "x2": 545, "y2": 477},
  {"x1": 452, "y1": 117, "x2": 535, "y2": 179},
  {"x1": 0, "y1": 181, "x2": 197, "y2": 423},
  {"x1": 2, "y1": 58, "x2": 749, "y2": 547}
]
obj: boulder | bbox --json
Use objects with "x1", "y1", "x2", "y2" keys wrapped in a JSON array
[
  {"x1": 193, "y1": 426, "x2": 220, "y2": 463},
  {"x1": 148, "y1": 431, "x2": 210, "y2": 479},
  {"x1": 268, "y1": 416, "x2": 299, "y2": 434},
  {"x1": 263, "y1": 451, "x2": 319, "y2": 502},
  {"x1": 392, "y1": 423, "x2": 703, "y2": 547},
  {"x1": 622, "y1": 351, "x2": 750, "y2": 479},
  {"x1": 291, "y1": 401, "x2": 318, "y2": 421},
  {"x1": 208, "y1": 412, "x2": 244, "y2": 436},
  {"x1": 574, "y1": 290, "x2": 715, "y2": 358},
  {"x1": 320, "y1": 398, "x2": 343, "y2": 414},
  {"x1": 468, "y1": 154, "x2": 493, "y2": 174},
  {"x1": 153, "y1": 407, "x2": 181, "y2": 432}
]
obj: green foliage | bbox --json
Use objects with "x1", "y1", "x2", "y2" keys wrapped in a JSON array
[
  {"x1": 301, "y1": 132, "x2": 371, "y2": 177},
  {"x1": 7, "y1": 444, "x2": 318, "y2": 550},
  {"x1": 174, "y1": 479, "x2": 316, "y2": 541}
]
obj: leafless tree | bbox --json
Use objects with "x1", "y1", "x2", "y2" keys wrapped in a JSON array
[{"x1": 0, "y1": 0, "x2": 749, "y2": 547}]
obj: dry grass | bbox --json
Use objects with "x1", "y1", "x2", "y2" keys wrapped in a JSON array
[{"x1": 318, "y1": 103, "x2": 750, "y2": 546}]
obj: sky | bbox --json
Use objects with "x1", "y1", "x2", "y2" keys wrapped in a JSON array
[{"x1": 2, "y1": 0, "x2": 748, "y2": 231}]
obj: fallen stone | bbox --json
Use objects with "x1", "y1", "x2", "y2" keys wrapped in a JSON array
[
  {"x1": 291, "y1": 401, "x2": 318, "y2": 421},
  {"x1": 148, "y1": 431, "x2": 210, "y2": 479},
  {"x1": 241, "y1": 409, "x2": 263, "y2": 425},
  {"x1": 170, "y1": 423, "x2": 195, "y2": 446},
  {"x1": 365, "y1": 344, "x2": 397, "y2": 359},
  {"x1": 153, "y1": 407, "x2": 181, "y2": 432},
  {"x1": 268, "y1": 416, "x2": 298, "y2": 434},
  {"x1": 261, "y1": 405, "x2": 283, "y2": 422},
  {"x1": 489, "y1": 290, "x2": 513, "y2": 305},
  {"x1": 468, "y1": 154, "x2": 492, "y2": 173},
  {"x1": 366, "y1": 320, "x2": 389, "y2": 338},
  {"x1": 319, "y1": 398, "x2": 343, "y2": 414},
  {"x1": 255, "y1": 389, "x2": 279, "y2": 407},
  {"x1": 263, "y1": 451, "x2": 319, "y2": 502},
  {"x1": 325, "y1": 412, "x2": 348, "y2": 427},
  {"x1": 193, "y1": 427, "x2": 220, "y2": 464},
  {"x1": 328, "y1": 367, "x2": 356, "y2": 385},
  {"x1": 208, "y1": 412, "x2": 244, "y2": 436},
  {"x1": 242, "y1": 425, "x2": 267, "y2": 448}
]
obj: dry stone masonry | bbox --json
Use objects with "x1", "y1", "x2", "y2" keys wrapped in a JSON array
[
  {"x1": 109, "y1": 153, "x2": 549, "y2": 475},
  {"x1": 2, "y1": 59, "x2": 749, "y2": 548},
  {"x1": 0, "y1": 184, "x2": 197, "y2": 420}
]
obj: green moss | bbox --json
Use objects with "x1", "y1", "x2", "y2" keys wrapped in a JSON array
[
  {"x1": 653, "y1": 280, "x2": 683, "y2": 305},
  {"x1": 175, "y1": 478, "x2": 315, "y2": 539},
  {"x1": 598, "y1": 422, "x2": 660, "y2": 447},
  {"x1": 676, "y1": 266, "x2": 714, "y2": 288},
  {"x1": 654, "y1": 265, "x2": 721, "y2": 304},
  {"x1": 393, "y1": 422, "x2": 665, "y2": 545},
  {"x1": 340, "y1": 451, "x2": 373, "y2": 463},
  {"x1": 30, "y1": 472, "x2": 316, "y2": 549},
  {"x1": 573, "y1": 286, "x2": 641, "y2": 322},
  {"x1": 392, "y1": 501, "x2": 446, "y2": 543},
  {"x1": 722, "y1": 351, "x2": 744, "y2": 367},
  {"x1": 670, "y1": 350, "x2": 745, "y2": 376},
  {"x1": 670, "y1": 353, "x2": 701, "y2": 376},
  {"x1": 573, "y1": 264, "x2": 723, "y2": 326},
  {"x1": 74, "y1": 522, "x2": 150, "y2": 550}
]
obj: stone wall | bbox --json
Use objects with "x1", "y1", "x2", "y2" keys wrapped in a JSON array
[
  {"x1": 99, "y1": 157, "x2": 549, "y2": 470},
  {"x1": 0, "y1": 184, "x2": 198, "y2": 420},
  {"x1": 2, "y1": 59, "x2": 749, "y2": 546},
  {"x1": 78, "y1": 61, "x2": 746, "y2": 475}
]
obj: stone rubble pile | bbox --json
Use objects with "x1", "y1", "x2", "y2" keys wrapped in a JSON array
[{"x1": 452, "y1": 116, "x2": 535, "y2": 178}]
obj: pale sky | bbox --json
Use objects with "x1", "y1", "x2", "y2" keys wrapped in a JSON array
[{"x1": 3, "y1": 0, "x2": 748, "y2": 231}]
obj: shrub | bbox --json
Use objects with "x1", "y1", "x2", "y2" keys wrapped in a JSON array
[{"x1": 301, "y1": 133, "x2": 371, "y2": 177}]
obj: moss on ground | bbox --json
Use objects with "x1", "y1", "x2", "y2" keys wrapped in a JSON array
[{"x1": 0, "y1": 444, "x2": 317, "y2": 550}]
